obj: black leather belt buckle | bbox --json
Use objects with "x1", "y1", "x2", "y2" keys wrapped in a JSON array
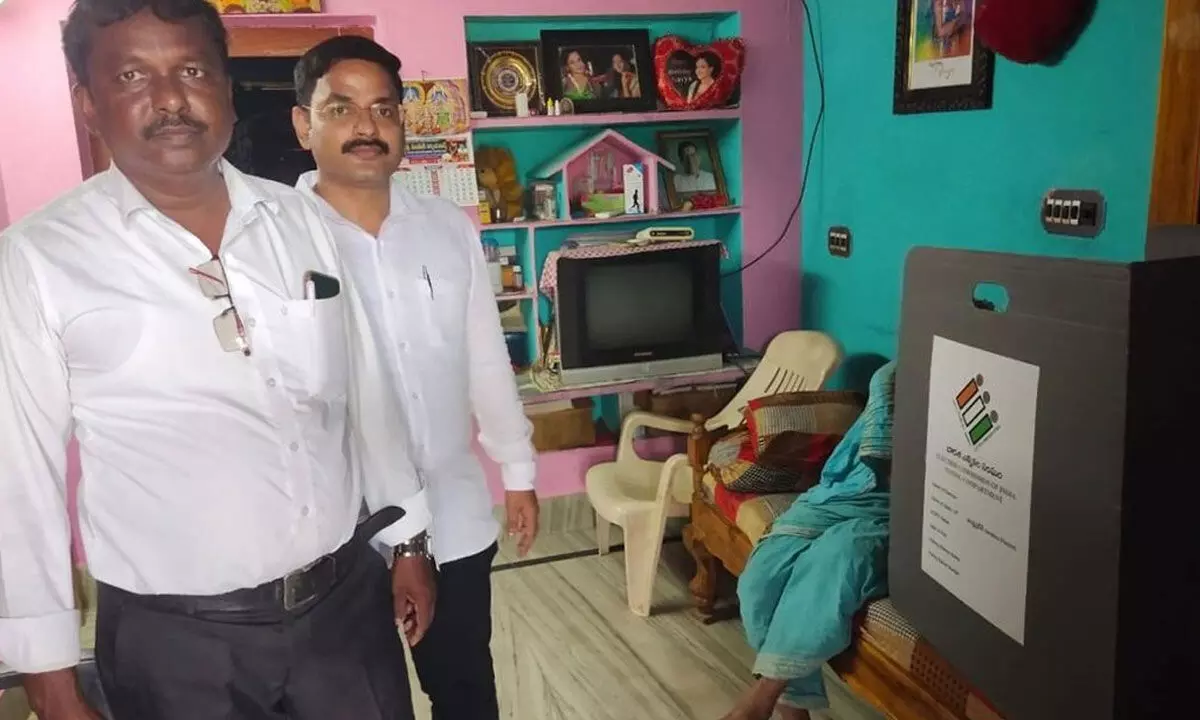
[{"x1": 282, "y1": 554, "x2": 336, "y2": 612}]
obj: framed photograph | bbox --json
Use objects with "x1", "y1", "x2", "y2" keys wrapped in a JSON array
[
  {"x1": 540, "y1": 29, "x2": 656, "y2": 114},
  {"x1": 657, "y1": 129, "x2": 728, "y2": 211},
  {"x1": 894, "y1": 0, "x2": 994, "y2": 114},
  {"x1": 466, "y1": 42, "x2": 544, "y2": 117}
]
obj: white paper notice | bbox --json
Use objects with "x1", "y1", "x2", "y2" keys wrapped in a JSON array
[{"x1": 922, "y1": 336, "x2": 1039, "y2": 645}]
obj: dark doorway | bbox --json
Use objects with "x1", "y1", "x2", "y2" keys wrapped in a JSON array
[{"x1": 224, "y1": 57, "x2": 315, "y2": 186}]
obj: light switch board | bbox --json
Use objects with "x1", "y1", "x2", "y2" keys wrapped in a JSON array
[
  {"x1": 828, "y1": 226, "x2": 852, "y2": 257},
  {"x1": 1042, "y1": 189, "x2": 1105, "y2": 238}
]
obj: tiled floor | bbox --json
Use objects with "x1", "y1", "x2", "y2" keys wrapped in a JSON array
[
  {"x1": 1, "y1": 532, "x2": 884, "y2": 720},
  {"x1": 412, "y1": 536, "x2": 884, "y2": 720}
]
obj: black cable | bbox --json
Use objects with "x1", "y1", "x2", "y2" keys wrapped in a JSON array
[{"x1": 722, "y1": 0, "x2": 825, "y2": 278}]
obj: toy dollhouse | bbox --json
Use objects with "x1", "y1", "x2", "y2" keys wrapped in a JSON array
[{"x1": 529, "y1": 129, "x2": 674, "y2": 219}]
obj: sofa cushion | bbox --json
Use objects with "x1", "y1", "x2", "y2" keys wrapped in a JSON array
[
  {"x1": 700, "y1": 470, "x2": 800, "y2": 544},
  {"x1": 744, "y1": 391, "x2": 865, "y2": 455},
  {"x1": 705, "y1": 391, "x2": 863, "y2": 495}
]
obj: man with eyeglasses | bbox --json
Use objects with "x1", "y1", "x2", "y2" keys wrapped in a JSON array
[
  {"x1": 291, "y1": 37, "x2": 538, "y2": 720},
  {"x1": 0, "y1": 2, "x2": 433, "y2": 719}
]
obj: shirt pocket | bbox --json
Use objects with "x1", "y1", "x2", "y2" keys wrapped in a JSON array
[
  {"x1": 412, "y1": 273, "x2": 467, "y2": 349},
  {"x1": 270, "y1": 295, "x2": 350, "y2": 402}
]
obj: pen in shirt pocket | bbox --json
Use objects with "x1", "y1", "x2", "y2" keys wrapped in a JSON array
[{"x1": 421, "y1": 265, "x2": 434, "y2": 299}]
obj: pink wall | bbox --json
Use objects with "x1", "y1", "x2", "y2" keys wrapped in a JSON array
[
  {"x1": 0, "y1": 165, "x2": 8, "y2": 229},
  {"x1": 0, "y1": 1, "x2": 803, "y2": 503}
]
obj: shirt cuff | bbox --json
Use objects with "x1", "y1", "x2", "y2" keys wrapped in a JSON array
[
  {"x1": 372, "y1": 489, "x2": 432, "y2": 547},
  {"x1": 0, "y1": 609, "x2": 82, "y2": 674},
  {"x1": 501, "y1": 461, "x2": 537, "y2": 492}
]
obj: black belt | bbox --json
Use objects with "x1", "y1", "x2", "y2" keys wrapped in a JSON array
[{"x1": 102, "y1": 506, "x2": 405, "y2": 622}]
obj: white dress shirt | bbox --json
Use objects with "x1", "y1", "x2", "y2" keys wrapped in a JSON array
[
  {"x1": 0, "y1": 163, "x2": 429, "y2": 674},
  {"x1": 297, "y1": 173, "x2": 535, "y2": 565}
]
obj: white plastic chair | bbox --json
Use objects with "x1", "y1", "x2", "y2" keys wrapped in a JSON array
[{"x1": 585, "y1": 330, "x2": 842, "y2": 616}]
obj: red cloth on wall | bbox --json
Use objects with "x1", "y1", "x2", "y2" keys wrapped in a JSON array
[{"x1": 977, "y1": 0, "x2": 1091, "y2": 64}]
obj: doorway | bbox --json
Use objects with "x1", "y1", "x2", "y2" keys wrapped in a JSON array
[{"x1": 225, "y1": 57, "x2": 313, "y2": 185}]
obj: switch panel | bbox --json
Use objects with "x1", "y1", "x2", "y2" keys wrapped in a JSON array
[
  {"x1": 1042, "y1": 189, "x2": 1105, "y2": 238},
  {"x1": 828, "y1": 226, "x2": 852, "y2": 257}
]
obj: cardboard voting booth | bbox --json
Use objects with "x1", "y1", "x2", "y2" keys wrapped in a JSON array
[{"x1": 890, "y1": 247, "x2": 1200, "y2": 720}]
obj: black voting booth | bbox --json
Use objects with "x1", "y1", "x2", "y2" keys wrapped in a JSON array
[{"x1": 890, "y1": 245, "x2": 1200, "y2": 720}]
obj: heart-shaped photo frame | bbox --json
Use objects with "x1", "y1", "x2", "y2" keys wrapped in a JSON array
[{"x1": 654, "y1": 36, "x2": 745, "y2": 111}]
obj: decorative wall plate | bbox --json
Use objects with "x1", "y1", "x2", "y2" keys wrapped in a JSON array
[{"x1": 468, "y1": 42, "x2": 544, "y2": 116}]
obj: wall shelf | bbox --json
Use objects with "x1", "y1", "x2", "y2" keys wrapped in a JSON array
[
  {"x1": 496, "y1": 289, "x2": 537, "y2": 301},
  {"x1": 471, "y1": 108, "x2": 741, "y2": 131},
  {"x1": 481, "y1": 205, "x2": 741, "y2": 232}
]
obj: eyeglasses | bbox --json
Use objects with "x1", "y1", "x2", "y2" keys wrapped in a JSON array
[
  {"x1": 189, "y1": 258, "x2": 251, "y2": 356},
  {"x1": 302, "y1": 101, "x2": 403, "y2": 125}
]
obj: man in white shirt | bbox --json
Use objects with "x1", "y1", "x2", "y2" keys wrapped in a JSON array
[
  {"x1": 290, "y1": 37, "x2": 539, "y2": 720},
  {"x1": 672, "y1": 141, "x2": 717, "y2": 194},
  {"x1": 0, "y1": 2, "x2": 434, "y2": 719}
]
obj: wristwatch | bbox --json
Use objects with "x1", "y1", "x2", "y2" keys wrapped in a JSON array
[{"x1": 394, "y1": 531, "x2": 432, "y2": 561}]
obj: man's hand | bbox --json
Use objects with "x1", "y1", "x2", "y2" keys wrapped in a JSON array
[
  {"x1": 505, "y1": 490, "x2": 540, "y2": 557},
  {"x1": 23, "y1": 668, "x2": 102, "y2": 720},
  {"x1": 391, "y1": 554, "x2": 436, "y2": 646}
]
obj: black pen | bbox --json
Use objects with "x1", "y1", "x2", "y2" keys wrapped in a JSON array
[{"x1": 422, "y1": 265, "x2": 434, "y2": 298}]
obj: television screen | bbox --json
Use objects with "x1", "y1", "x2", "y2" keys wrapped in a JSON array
[
  {"x1": 556, "y1": 244, "x2": 727, "y2": 378},
  {"x1": 584, "y1": 260, "x2": 695, "y2": 351}
]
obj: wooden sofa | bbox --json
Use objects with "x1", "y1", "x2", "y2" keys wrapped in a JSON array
[{"x1": 680, "y1": 415, "x2": 1005, "y2": 720}]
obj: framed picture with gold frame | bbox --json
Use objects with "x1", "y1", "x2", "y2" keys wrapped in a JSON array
[
  {"x1": 207, "y1": 0, "x2": 322, "y2": 12},
  {"x1": 657, "y1": 129, "x2": 729, "y2": 211},
  {"x1": 467, "y1": 42, "x2": 544, "y2": 117}
]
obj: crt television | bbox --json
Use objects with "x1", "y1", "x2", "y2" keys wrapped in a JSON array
[{"x1": 554, "y1": 244, "x2": 727, "y2": 385}]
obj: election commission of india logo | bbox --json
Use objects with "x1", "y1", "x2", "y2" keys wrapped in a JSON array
[{"x1": 954, "y1": 373, "x2": 1000, "y2": 447}]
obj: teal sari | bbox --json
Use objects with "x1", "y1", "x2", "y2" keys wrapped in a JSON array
[{"x1": 736, "y1": 361, "x2": 895, "y2": 709}]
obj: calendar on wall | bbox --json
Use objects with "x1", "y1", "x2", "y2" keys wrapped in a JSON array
[
  {"x1": 395, "y1": 77, "x2": 479, "y2": 207},
  {"x1": 395, "y1": 163, "x2": 479, "y2": 206}
]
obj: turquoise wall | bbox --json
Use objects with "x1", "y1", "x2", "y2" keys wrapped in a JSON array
[{"x1": 801, "y1": 1, "x2": 1165, "y2": 386}]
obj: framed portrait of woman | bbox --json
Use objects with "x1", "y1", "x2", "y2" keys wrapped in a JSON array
[
  {"x1": 540, "y1": 29, "x2": 657, "y2": 114},
  {"x1": 894, "y1": 0, "x2": 994, "y2": 114}
]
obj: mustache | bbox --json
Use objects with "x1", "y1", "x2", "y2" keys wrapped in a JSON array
[
  {"x1": 143, "y1": 114, "x2": 207, "y2": 139},
  {"x1": 342, "y1": 138, "x2": 390, "y2": 155}
]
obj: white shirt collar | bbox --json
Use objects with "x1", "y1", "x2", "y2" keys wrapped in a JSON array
[
  {"x1": 104, "y1": 159, "x2": 280, "y2": 226},
  {"x1": 294, "y1": 170, "x2": 426, "y2": 226}
]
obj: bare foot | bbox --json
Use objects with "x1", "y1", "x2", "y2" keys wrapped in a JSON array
[{"x1": 720, "y1": 677, "x2": 790, "y2": 720}]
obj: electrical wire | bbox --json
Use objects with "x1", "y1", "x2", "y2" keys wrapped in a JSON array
[{"x1": 722, "y1": 0, "x2": 825, "y2": 278}]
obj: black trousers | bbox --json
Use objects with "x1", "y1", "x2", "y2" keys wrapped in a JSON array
[
  {"x1": 410, "y1": 543, "x2": 499, "y2": 720},
  {"x1": 95, "y1": 543, "x2": 414, "y2": 720}
]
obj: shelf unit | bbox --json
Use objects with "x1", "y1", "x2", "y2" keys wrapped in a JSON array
[
  {"x1": 457, "y1": 10, "x2": 755, "y2": 501},
  {"x1": 467, "y1": 10, "x2": 745, "y2": 398},
  {"x1": 485, "y1": 205, "x2": 741, "y2": 231},
  {"x1": 471, "y1": 107, "x2": 741, "y2": 130}
]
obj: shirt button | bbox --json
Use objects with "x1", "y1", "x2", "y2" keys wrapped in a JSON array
[
  {"x1": 301, "y1": 506, "x2": 311, "y2": 517},
  {"x1": 266, "y1": 378, "x2": 277, "y2": 388},
  {"x1": 410, "y1": 392, "x2": 419, "y2": 400},
  {"x1": 280, "y1": 306, "x2": 289, "y2": 316},
  {"x1": 289, "y1": 441, "x2": 300, "y2": 452},
  {"x1": 387, "y1": 290, "x2": 396, "y2": 299},
  {"x1": 246, "y1": 317, "x2": 257, "y2": 328}
]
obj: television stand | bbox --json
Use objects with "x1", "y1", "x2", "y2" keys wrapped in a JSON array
[
  {"x1": 559, "y1": 353, "x2": 724, "y2": 388},
  {"x1": 517, "y1": 357, "x2": 758, "y2": 404}
]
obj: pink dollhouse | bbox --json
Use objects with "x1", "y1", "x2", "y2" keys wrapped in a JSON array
[{"x1": 529, "y1": 129, "x2": 675, "y2": 219}]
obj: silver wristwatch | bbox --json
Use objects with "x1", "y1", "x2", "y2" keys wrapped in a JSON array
[{"x1": 394, "y1": 531, "x2": 431, "y2": 560}]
